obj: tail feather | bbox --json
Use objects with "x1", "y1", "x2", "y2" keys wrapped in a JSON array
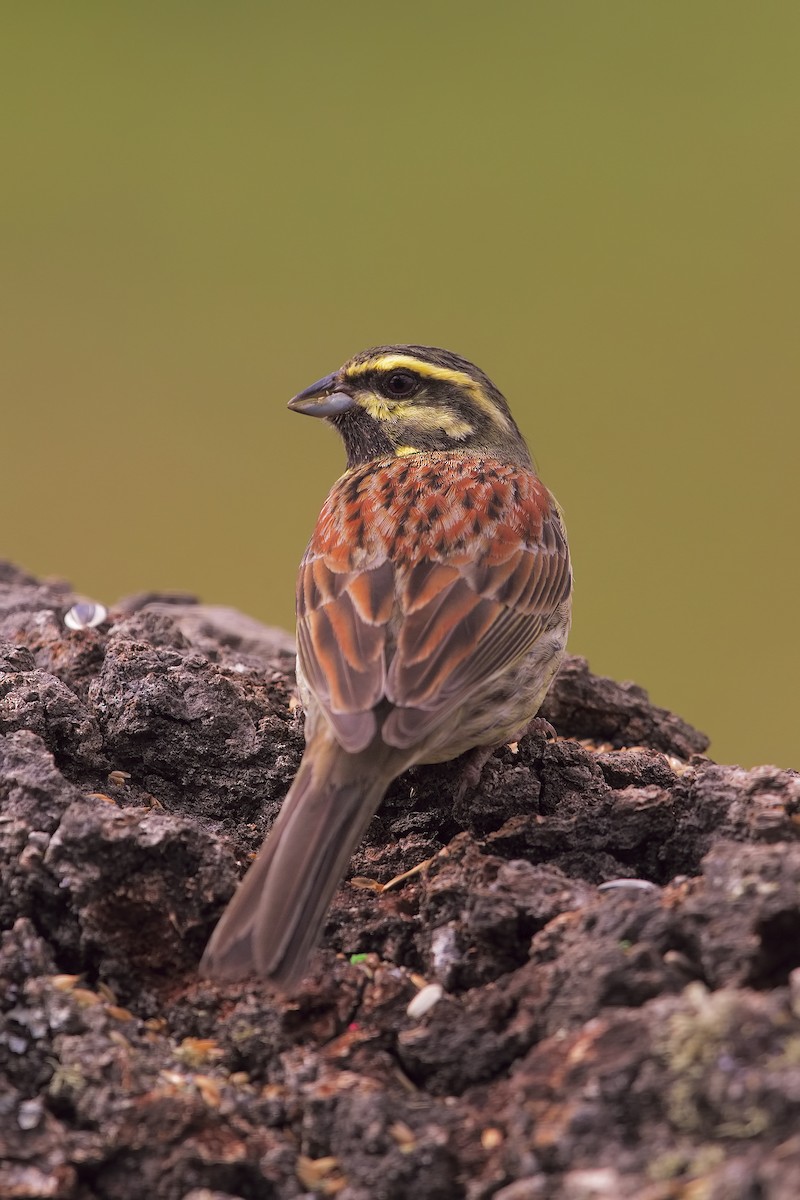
[{"x1": 200, "y1": 739, "x2": 398, "y2": 989}]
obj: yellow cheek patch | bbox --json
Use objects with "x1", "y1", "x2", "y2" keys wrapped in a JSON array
[
  {"x1": 394, "y1": 445, "x2": 419, "y2": 457},
  {"x1": 356, "y1": 394, "x2": 474, "y2": 441},
  {"x1": 359, "y1": 393, "x2": 394, "y2": 420},
  {"x1": 406, "y1": 406, "x2": 473, "y2": 439},
  {"x1": 346, "y1": 353, "x2": 511, "y2": 431}
]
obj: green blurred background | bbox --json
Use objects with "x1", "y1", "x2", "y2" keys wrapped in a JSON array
[{"x1": 1, "y1": 3, "x2": 797, "y2": 769}]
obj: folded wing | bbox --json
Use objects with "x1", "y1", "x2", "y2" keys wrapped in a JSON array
[{"x1": 295, "y1": 456, "x2": 571, "y2": 753}]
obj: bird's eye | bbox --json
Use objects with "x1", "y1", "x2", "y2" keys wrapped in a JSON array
[{"x1": 381, "y1": 370, "x2": 418, "y2": 399}]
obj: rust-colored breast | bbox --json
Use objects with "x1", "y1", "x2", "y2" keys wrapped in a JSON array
[{"x1": 309, "y1": 455, "x2": 551, "y2": 569}]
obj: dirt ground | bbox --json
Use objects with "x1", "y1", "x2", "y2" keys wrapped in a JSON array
[{"x1": 1, "y1": 561, "x2": 799, "y2": 1200}]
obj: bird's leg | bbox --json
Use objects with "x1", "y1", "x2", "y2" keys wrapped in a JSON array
[
  {"x1": 452, "y1": 744, "x2": 500, "y2": 802},
  {"x1": 452, "y1": 719, "x2": 558, "y2": 802}
]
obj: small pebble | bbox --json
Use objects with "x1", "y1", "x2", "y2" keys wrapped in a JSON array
[
  {"x1": 789, "y1": 967, "x2": 800, "y2": 1019},
  {"x1": 64, "y1": 601, "x2": 108, "y2": 630},
  {"x1": 406, "y1": 982, "x2": 444, "y2": 1019},
  {"x1": 598, "y1": 878, "x2": 659, "y2": 893},
  {"x1": 18, "y1": 1098, "x2": 43, "y2": 1130}
]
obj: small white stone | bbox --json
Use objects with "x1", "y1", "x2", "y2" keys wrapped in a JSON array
[
  {"x1": 598, "y1": 878, "x2": 658, "y2": 893},
  {"x1": 64, "y1": 601, "x2": 108, "y2": 630},
  {"x1": 790, "y1": 967, "x2": 800, "y2": 1019},
  {"x1": 18, "y1": 1098, "x2": 43, "y2": 1130},
  {"x1": 406, "y1": 983, "x2": 444, "y2": 1020}
]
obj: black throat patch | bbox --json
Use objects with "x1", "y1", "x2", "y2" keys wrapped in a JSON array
[{"x1": 330, "y1": 407, "x2": 395, "y2": 468}]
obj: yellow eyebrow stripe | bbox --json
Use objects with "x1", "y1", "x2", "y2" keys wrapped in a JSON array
[{"x1": 345, "y1": 353, "x2": 511, "y2": 430}]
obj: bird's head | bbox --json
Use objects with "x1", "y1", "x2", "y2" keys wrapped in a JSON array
[{"x1": 288, "y1": 345, "x2": 532, "y2": 469}]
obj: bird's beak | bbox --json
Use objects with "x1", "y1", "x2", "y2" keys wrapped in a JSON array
[{"x1": 287, "y1": 372, "x2": 356, "y2": 418}]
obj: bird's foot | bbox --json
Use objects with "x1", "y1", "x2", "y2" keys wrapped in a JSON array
[{"x1": 522, "y1": 716, "x2": 558, "y2": 743}]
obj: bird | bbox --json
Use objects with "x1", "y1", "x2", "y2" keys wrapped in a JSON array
[{"x1": 200, "y1": 344, "x2": 572, "y2": 989}]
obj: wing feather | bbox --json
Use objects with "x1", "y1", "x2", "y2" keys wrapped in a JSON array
[{"x1": 295, "y1": 455, "x2": 571, "y2": 755}]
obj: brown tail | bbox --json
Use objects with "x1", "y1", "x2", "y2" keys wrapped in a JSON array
[{"x1": 200, "y1": 736, "x2": 400, "y2": 990}]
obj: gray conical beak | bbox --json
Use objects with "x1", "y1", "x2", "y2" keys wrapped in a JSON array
[{"x1": 287, "y1": 372, "x2": 356, "y2": 418}]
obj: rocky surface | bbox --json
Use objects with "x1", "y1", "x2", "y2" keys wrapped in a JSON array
[{"x1": 1, "y1": 560, "x2": 799, "y2": 1199}]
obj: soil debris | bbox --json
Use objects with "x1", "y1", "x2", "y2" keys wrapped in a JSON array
[{"x1": 1, "y1": 561, "x2": 799, "y2": 1199}]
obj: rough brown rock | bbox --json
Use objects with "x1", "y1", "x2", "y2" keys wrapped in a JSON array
[{"x1": 1, "y1": 561, "x2": 799, "y2": 1199}]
